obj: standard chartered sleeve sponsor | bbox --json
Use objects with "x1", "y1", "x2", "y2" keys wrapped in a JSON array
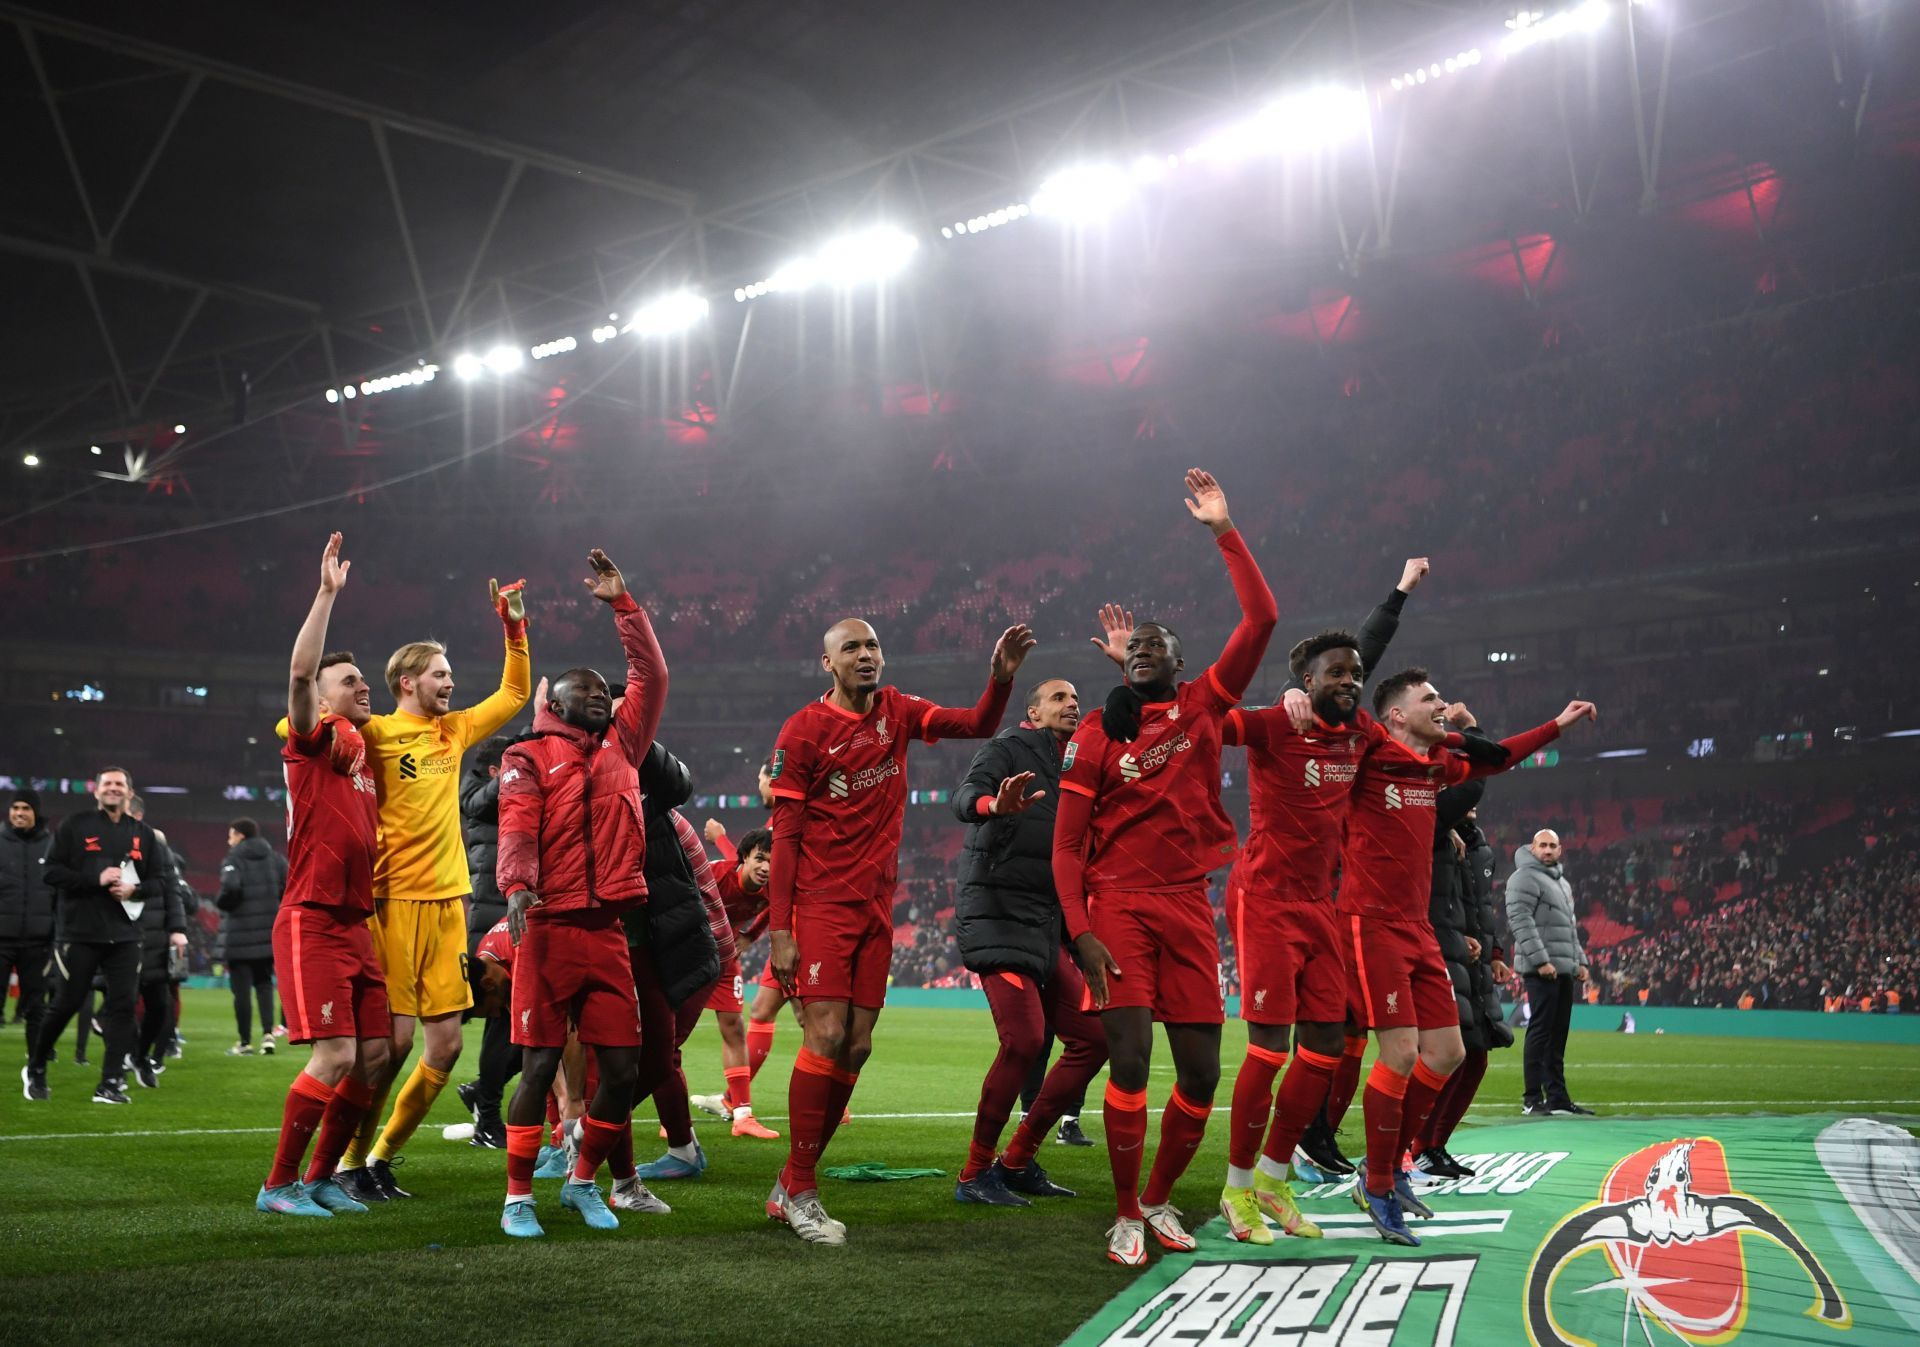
[{"x1": 1069, "y1": 1115, "x2": 1919, "y2": 1347}]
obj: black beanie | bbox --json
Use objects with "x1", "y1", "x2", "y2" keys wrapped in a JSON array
[{"x1": 10, "y1": 787, "x2": 43, "y2": 817}]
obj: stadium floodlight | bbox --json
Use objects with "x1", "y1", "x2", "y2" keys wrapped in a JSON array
[
  {"x1": 325, "y1": 389, "x2": 339, "y2": 403},
  {"x1": 173, "y1": 423, "x2": 186, "y2": 434},
  {"x1": 452, "y1": 353, "x2": 484, "y2": 380},
  {"x1": 1031, "y1": 164, "x2": 1134, "y2": 222},
  {"x1": 816, "y1": 226, "x2": 919, "y2": 286},
  {"x1": 341, "y1": 384, "x2": 357, "y2": 398},
  {"x1": 531, "y1": 336, "x2": 578, "y2": 359},
  {"x1": 1390, "y1": 49, "x2": 1483, "y2": 95},
  {"x1": 1186, "y1": 86, "x2": 1368, "y2": 162},
  {"x1": 623, "y1": 289, "x2": 710, "y2": 337},
  {"x1": 22, "y1": 452, "x2": 39, "y2": 466},
  {"x1": 482, "y1": 345, "x2": 523, "y2": 374},
  {"x1": 1501, "y1": 0, "x2": 1610, "y2": 55},
  {"x1": 89, "y1": 444, "x2": 102, "y2": 455},
  {"x1": 590, "y1": 324, "x2": 617, "y2": 342}
]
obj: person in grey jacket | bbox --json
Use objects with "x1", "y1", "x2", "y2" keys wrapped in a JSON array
[
  {"x1": 1, "y1": 789, "x2": 56, "y2": 1048},
  {"x1": 217, "y1": 818, "x2": 287, "y2": 1054},
  {"x1": 1505, "y1": 829, "x2": 1592, "y2": 1115}
]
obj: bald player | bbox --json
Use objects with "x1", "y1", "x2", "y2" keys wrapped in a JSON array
[{"x1": 762, "y1": 617, "x2": 1034, "y2": 1244}]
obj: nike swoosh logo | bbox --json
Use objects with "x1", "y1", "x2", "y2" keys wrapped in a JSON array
[
  {"x1": 1117, "y1": 1142, "x2": 1143, "y2": 1153},
  {"x1": 547, "y1": 763, "x2": 567, "y2": 775},
  {"x1": 827, "y1": 743, "x2": 848, "y2": 755}
]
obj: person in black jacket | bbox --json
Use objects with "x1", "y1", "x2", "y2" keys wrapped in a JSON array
[
  {"x1": 1, "y1": 789, "x2": 56, "y2": 1048},
  {"x1": 454, "y1": 736, "x2": 514, "y2": 1148},
  {"x1": 949, "y1": 677, "x2": 1106, "y2": 1207},
  {"x1": 126, "y1": 795, "x2": 190, "y2": 1089},
  {"x1": 24, "y1": 766, "x2": 177, "y2": 1104},
  {"x1": 218, "y1": 818, "x2": 288, "y2": 1055}
]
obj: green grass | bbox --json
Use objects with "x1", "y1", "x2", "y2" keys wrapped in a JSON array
[{"x1": 1, "y1": 990, "x2": 1916, "y2": 1346}]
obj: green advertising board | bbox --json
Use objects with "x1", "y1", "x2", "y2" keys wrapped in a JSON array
[{"x1": 1067, "y1": 1115, "x2": 1919, "y2": 1346}]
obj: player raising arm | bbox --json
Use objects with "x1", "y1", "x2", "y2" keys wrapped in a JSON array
[
  {"x1": 493, "y1": 549, "x2": 666, "y2": 1239},
  {"x1": 762, "y1": 615, "x2": 1034, "y2": 1244},
  {"x1": 1052, "y1": 469, "x2": 1278, "y2": 1266},
  {"x1": 255, "y1": 533, "x2": 392, "y2": 1218}
]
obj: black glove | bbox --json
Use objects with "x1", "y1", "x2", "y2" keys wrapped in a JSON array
[
  {"x1": 1102, "y1": 684, "x2": 1144, "y2": 744},
  {"x1": 1455, "y1": 732, "x2": 1510, "y2": 768}
]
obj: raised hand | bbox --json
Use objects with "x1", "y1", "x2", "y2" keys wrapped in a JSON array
[
  {"x1": 1445, "y1": 701, "x2": 1477, "y2": 730},
  {"x1": 1555, "y1": 700, "x2": 1598, "y2": 730},
  {"x1": 703, "y1": 818, "x2": 727, "y2": 845},
  {"x1": 1398, "y1": 557, "x2": 1430, "y2": 593},
  {"x1": 1182, "y1": 468, "x2": 1232, "y2": 535},
  {"x1": 1282, "y1": 686, "x2": 1314, "y2": 734},
  {"x1": 319, "y1": 532, "x2": 351, "y2": 594},
  {"x1": 583, "y1": 548, "x2": 626, "y2": 603},
  {"x1": 990, "y1": 624, "x2": 1038, "y2": 683},
  {"x1": 986, "y1": 770, "x2": 1045, "y2": 817},
  {"x1": 1089, "y1": 604, "x2": 1134, "y2": 667},
  {"x1": 490, "y1": 577, "x2": 528, "y2": 623}
]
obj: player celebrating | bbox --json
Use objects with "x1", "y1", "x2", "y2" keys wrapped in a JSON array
[
  {"x1": 763, "y1": 617, "x2": 1036, "y2": 1244},
  {"x1": 332, "y1": 566, "x2": 532, "y2": 1203},
  {"x1": 1052, "y1": 468, "x2": 1278, "y2": 1266},
  {"x1": 690, "y1": 822, "x2": 780, "y2": 1139},
  {"x1": 1205, "y1": 560, "x2": 1429, "y2": 1242},
  {"x1": 255, "y1": 533, "x2": 392, "y2": 1218},
  {"x1": 494, "y1": 548, "x2": 665, "y2": 1238},
  {"x1": 1342, "y1": 670, "x2": 1595, "y2": 1246}
]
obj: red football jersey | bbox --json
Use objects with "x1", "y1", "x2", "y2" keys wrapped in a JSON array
[
  {"x1": 1057, "y1": 667, "x2": 1241, "y2": 893},
  {"x1": 768, "y1": 685, "x2": 941, "y2": 915},
  {"x1": 1336, "y1": 722, "x2": 1561, "y2": 921},
  {"x1": 475, "y1": 918, "x2": 514, "y2": 971},
  {"x1": 1224, "y1": 707, "x2": 1380, "y2": 904},
  {"x1": 280, "y1": 714, "x2": 380, "y2": 915}
]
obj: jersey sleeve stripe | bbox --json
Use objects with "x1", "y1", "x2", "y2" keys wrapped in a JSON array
[
  {"x1": 1058, "y1": 780, "x2": 1097, "y2": 798},
  {"x1": 1224, "y1": 707, "x2": 1246, "y2": 745},
  {"x1": 1204, "y1": 665, "x2": 1239, "y2": 706},
  {"x1": 768, "y1": 786, "x2": 808, "y2": 802}
]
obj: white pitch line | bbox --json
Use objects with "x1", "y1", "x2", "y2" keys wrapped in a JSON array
[{"x1": 4, "y1": 1101, "x2": 1917, "y2": 1145}]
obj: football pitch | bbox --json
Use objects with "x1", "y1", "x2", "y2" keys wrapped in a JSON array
[{"x1": 2, "y1": 991, "x2": 1916, "y2": 1347}]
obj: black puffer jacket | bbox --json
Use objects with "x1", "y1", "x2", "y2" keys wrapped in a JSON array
[
  {"x1": 1430, "y1": 779, "x2": 1499, "y2": 1052},
  {"x1": 462, "y1": 763, "x2": 505, "y2": 940},
  {"x1": 627, "y1": 743, "x2": 720, "y2": 1010},
  {"x1": 217, "y1": 836, "x2": 286, "y2": 961},
  {"x1": 1458, "y1": 816, "x2": 1511, "y2": 1048},
  {"x1": 0, "y1": 820, "x2": 55, "y2": 942},
  {"x1": 138, "y1": 852, "x2": 190, "y2": 979},
  {"x1": 952, "y1": 725, "x2": 1067, "y2": 981}
]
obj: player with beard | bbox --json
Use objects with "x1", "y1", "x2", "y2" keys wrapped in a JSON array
[
  {"x1": 255, "y1": 533, "x2": 391, "y2": 1217},
  {"x1": 763, "y1": 616, "x2": 1035, "y2": 1244},
  {"x1": 494, "y1": 549, "x2": 664, "y2": 1238},
  {"x1": 1343, "y1": 669, "x2": 1595, "y2": 1246},
  {"x1": 1052, "y1": 469, "x2": 1279, "y2": 1266}
]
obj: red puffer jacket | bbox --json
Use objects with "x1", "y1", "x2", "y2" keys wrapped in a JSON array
[{"x1": 496, "y1": 593, "x2": 667, "y2": 917}]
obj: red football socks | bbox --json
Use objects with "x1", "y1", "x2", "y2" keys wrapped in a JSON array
[
  {"x1": 266, "y1": 1071, "x2": 334, "y2": 1189},
  {"x1": 999, "y1": 1116, "x2": 1045, "y2": 1173},
  {"x1": 1227, "y1": 1044, "x2": 1288, "y2": 1172},
  {"x1": 1262, "y1": 1045, "x2": 1340, "y2": 1170},
  {"x1": 1326, "y1": 1033, "x2": 1367, "y2": 1128},
  {"x1": 1141, "y1": 1086, "x2": 1213, "y2": 1207},
  {"x1": 960, "y1": 1140, "x2": 998, "y2": 1184},
  {"x1": 1397, "y1": 1058, "x2": 1451, "y2": 1162},
  {"x1": 1104, "y1": 1082, "x2": 1150, "y2": 1220},
  {"x1": 723, "y1": 1065, "x2": 752, "y2": 1113},
  {"x1": 304, "y1": 1074, "x2": 375, "y2": 1185},
  {"x1": 819, "y1": 1065, "x2": 858, "y2": 1154},
  {"x1": 1362, "y1": 1060, "x2": 1409, "y2": 1196},
  {"x1": 746, "y1": 1020, "x2": 776, "y2": 1080},
  {"x1": 572, "y1": 1114, "x2": 626, "y2": 1183},
  {"x1": 607, "y1": 1118, "x2": 637, "y2": 1180},
  {"x1": 778, "y1": 1047, "x2": 836, "y2": 1196},
  {"x1": 506, "y1": 1123, "x2": 543, "y2": 1199}
]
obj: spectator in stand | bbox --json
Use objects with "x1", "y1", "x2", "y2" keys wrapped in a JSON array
[
  {"x1": 218, "y1": 817, "x2": 288, "y2": 1056},
  {"x1": 456, "y1": 735, "x2": 514, "y2": 1149},
  {"x1": 126, "y1": 794, "x2": 190, "y2": 1089},
  {"x1": 25, "y1": 767, "x2": 177, "y2": 1105},
  {"x1": 1506, "y1": 829, "x2": 1591, "y2": 1117},
  {"x1": 2, "y1": 789, "x2": 56, "y2": 1046}
]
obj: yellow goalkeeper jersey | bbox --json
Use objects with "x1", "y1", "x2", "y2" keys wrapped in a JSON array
[{"x1": 363, "y1": 632, "x2": 530, "y2": 900}]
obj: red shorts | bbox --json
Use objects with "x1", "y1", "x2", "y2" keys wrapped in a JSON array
[
  {"x1": 706, "y1": 956, "x2": 745, "y2": 1014},
  {"x1": 510, "y1": 911, "x2": 641, "y2": 1049},
  {"x1": 792, "y1": 901, "x2": 892, "y2": 1009},
  {"x1": 273, "y1": 903, "x2": 390, "y2": 1044},
  {"x1": 1088, "y1": 887, "x2": 1224, "y2": 1024},
  {"x1": 1343, "y1": 914, "x2": 1458, "y2": 1031},
  {"x1": 1228, "y1": 887, "x2": 1348, "y2": 1026}
]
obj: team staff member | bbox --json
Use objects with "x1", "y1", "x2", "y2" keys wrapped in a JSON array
[
  {"x1": 24, "y1": 767, "x2": 177, "y2": 1105},
  {"x1": 457, "y1": 737, "x2": 516, "y2": 1149},
  {"x1": 950, "y1": 676, "x2": 1102, "y2": 1208},
  {"x1": 126, "y1": 794, "x2": 190, "y2": 1089},
  {"x1": 333, "y1": 574, "x2": 531, "y2": 1202},
  {"x1": 1, "y1": 790, "x2": 56, "y2": 1056},
  {"x1": 688, "y1": 822, "x2": 780, "y2": 1139},
  {"x1": 1506, "y1": 829, "x2": 1592, "y2": 1116}
]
